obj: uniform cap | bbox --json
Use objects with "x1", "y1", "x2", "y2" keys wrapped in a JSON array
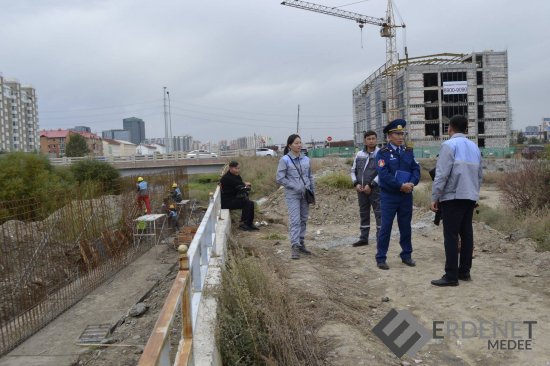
[
  {"x1": 137, "y1": 176, "x2": 144, "y2": 182},
  {"x1": 172, "y1": 183, "x2": 178, "y2": 188},
  {"x1": 383, "y1": 119, "x2": 407, "y2": 134}
]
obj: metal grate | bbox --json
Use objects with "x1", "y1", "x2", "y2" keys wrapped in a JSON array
[{"x1": 77, "y1": 323, "x2": 112, "y2": 344}]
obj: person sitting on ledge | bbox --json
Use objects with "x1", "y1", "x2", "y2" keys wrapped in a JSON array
[{"x1": 219, "y1": 160, "x2": 259, "y2": 231}]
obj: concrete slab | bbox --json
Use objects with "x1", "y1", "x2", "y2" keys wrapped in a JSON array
[{"x1": 0, "y1": 245, "x2": 177, "y2": 366}]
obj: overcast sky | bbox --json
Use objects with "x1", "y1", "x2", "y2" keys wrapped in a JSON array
[{"x1": 1, "y1": 0, "x2": 548, "y2": 145}]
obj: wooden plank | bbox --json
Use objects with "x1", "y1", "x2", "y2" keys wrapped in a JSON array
[
  {"x1": 138, "y1": 271, "x2": 189, "y2": 366},
  {"x1": 174, "y1": 338, "x2": 193, "y2": 366}
]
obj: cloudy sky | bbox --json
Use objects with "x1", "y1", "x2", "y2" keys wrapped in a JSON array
[{"x1": 1, "y1": 0, "x2": 548, "y2": 145}]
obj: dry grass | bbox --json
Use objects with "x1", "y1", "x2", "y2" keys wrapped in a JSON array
[
  {"x1": 475, "y1": 204, "x2": 550, "y2": 251},
  {"x1": 316, "y1": 171, "x2": 354, "y2": 189},
  {"x1": 482, "y1": 171, "x2": 504, "y2": 185},
  {"x1": 498, "y1": 160, "x2": 549, "y2": 213},
  {"x1": 227, "y1": 157, "x2": 280, "y2": 199},
  {"x1": 216, "y1": 239, "x2": 324, "y2": 365}
]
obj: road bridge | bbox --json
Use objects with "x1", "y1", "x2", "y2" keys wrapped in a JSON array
[{"x1": 49, "y1": 154, "x2": 226, "y2": 176}]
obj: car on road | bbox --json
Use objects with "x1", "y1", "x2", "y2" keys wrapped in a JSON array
[
  {"x1": 255, "y1": 147, "x2": 277, "y2": 157},
  {"x1": 186, "y1": 150, "x2": 218, "y2": 158}
]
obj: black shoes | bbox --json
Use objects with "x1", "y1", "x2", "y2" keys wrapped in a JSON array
[
  {"x1": 291, "y1": 245, "x2": 300, "y2": 260},
  {"x1": 239, "y1": 224, "x2": 260, "y2": 231},
  {"x1": 401, "y1": 258, "x2": 416, "y2": 267},
  {"x1": 458, "y1": 273, "x2": 471, "y2": 281},
  {"x1": 377, "y1": 262, "x2": 390, "y2": 270},
  {"x1": 431, "y1": 276, "x2": 459, "y2": 287},
  {"x1": 352, "y1": 240, "x2": 369, "y2": 247},
  {"x1": 298, "y1": 245, "x2": 312, "y2": 255}
]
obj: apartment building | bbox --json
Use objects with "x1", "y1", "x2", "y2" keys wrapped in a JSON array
[
  {"x1": 0, "y1": 75, "x2": 39, "y2": 152},
  {"x1": 40, "y1": 129, "x2": 103, "y2": 157}
]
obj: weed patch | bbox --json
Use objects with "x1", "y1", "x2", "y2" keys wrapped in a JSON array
[
  {"x1": 216, "y1": 242, "x2": 323, "y2": 365},
  {"x1": 317, "y1": 171, "x2": 353, "y2": 189}
]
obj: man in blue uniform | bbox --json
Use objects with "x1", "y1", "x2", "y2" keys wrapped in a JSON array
[{"x1": 375, "y1": 119, "x2": 420, "y2": 270}]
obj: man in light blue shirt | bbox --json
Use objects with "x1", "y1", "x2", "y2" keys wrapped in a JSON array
[{"x1": 431, "y1": 115, "x2": 483, "y2": 287}]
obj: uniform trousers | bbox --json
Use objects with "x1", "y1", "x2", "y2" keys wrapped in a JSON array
[{"x1": 376, "y1": 192, "x2": 413, "y2": 263}]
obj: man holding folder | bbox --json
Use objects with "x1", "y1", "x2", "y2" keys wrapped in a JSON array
[{"x1": 375, "y1": 119, "x2": 420, "y2": 270}]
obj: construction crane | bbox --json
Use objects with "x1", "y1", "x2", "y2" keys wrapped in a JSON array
[{"x1": 281, "y1": 0, "x2": 405, "y2": 123}]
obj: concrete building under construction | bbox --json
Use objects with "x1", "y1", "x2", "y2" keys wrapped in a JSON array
[{"x1": 353, "y1": 50, "x2": 510, "y2": 152}]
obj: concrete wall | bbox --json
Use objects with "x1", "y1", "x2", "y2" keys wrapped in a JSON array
[{"x1": 191, "y1": 209, "x2": 231, "y2": 366}]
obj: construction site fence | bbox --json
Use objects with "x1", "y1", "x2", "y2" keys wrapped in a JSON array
[
  {"x1": 413, "y1": 146, "x2": 516, "y2": 158},
  {"x1": 0, "y1": 171, "x2": 190, "y2": 356},
  {"x1": 308, "y1": 146, "x2": 356, "y2": 158},
  {"x1": 307, "y1": 146, "x2": 516, "y2": 159},
  {"x1": 139, "y1": 186, "x2": 226, "y2": 366}
]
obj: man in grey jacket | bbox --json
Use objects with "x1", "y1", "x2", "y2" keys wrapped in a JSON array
[
  {"x1": 350, "y1": 130, "x2": 381, "y2": 247},
  {"x1": 430, "y1": 115, "x2": 483, "y2": 287}
]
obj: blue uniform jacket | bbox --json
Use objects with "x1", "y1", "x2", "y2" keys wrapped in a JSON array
[{"x1": 376, "y1": 144, "x2": 420, "y2": 194}]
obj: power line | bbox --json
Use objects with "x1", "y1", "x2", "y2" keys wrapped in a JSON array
[{"x1": 40, "y1": 99, "x2": 163, "y2": 114}]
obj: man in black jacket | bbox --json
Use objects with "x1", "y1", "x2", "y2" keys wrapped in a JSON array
[{"x1": 219, "y1": 161, "x2": 259, "y2": 231}]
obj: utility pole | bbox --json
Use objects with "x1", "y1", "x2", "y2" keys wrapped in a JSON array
[
  {"x1": 163, "y1": 87, "x2": 169, "y2": 153},
  {"x1": 296, "y1": 104, "x2": 300, "y2": 133},
  {"x1": 167, "y1": 90, "x2": 173, "y2": 153}
]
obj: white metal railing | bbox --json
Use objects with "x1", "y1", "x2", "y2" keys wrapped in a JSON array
[
  {"x1": 139, "y1": 186, "x2": 223, "y2": 366},
  {"x1": 48, "y1": 149, "x2": 281, "y2": 165},
  {"x1": 48, "y1": 152, "x2": 218, "y2": 166}
]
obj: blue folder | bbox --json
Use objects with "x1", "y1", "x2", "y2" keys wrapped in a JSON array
[{"x1": 395, "y1": 170, "x2": 412, "y2": 184}]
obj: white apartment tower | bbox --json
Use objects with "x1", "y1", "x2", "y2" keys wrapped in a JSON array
[{"x1": 0, "y1": 75, "x2": 39, "y2": 152}]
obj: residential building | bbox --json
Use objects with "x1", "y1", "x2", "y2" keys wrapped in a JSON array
[
  {"x1": 123, "y1": 117, "x2": 145, "y2": 145},
  {"x1": 172, "y1": 135, "x2": 193, "y2": 152},
  {"x1": 102, "y1": 139, "x2": 136, "y2": 157},
  {"x1": 102, "y1": 129, "x2": 131, "y2": 141},
  {"x1": 40, "y1": 129, "x2": 103, "y2": 157},
  {"x1": 353, "y1": 51, "x2": 510, "y2": 151},
  {"x1": 0, "y1": 75, "x2": 39, "y2": 152}
]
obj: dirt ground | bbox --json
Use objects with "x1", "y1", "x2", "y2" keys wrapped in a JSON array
[{"x1": 79, "y1": 159, "x2": 550, "y2": 366}]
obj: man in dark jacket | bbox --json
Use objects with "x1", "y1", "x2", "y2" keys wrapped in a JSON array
[
  {"x1": 219, "y1": 161, "x2": 258, "y2": 231},
  {"x1": 350, "y1": 130, "x2": 381, "y2": 247}
]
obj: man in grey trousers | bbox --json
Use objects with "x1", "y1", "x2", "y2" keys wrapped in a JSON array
[{"x1": 350, "y1": 130, "x2": 381, "y2": 247}]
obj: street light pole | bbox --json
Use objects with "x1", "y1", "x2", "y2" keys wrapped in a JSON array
[{"x1": 163, "y1": 87, "x2": 169, "y2": 153}]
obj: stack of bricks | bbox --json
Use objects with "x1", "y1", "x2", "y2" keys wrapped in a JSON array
[{"x1": 173, "y1": 226, "x2": 198, "y2": 248}]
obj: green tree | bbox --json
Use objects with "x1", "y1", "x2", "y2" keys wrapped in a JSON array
[
  {"x1": 65, "y1": 133, "x2": 89, "y2": 157},
  {"x1": 528, "y1": 137, "x2": 540, "y2": 145},
  {"x1": 70, "y1": 160, "x2": 121, "y2": 194},
  {"x1": 0, "y1": 152, "x2": 74, "y2": 220}
]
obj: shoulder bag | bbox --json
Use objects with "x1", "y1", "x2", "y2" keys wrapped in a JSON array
[{"x1": 286, "y1": 155, "x2": 315, "y2": 205}]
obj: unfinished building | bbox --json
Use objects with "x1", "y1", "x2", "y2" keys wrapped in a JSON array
[{"x1": 353, "y1": 51, "x2": 510, "y2": 153}]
